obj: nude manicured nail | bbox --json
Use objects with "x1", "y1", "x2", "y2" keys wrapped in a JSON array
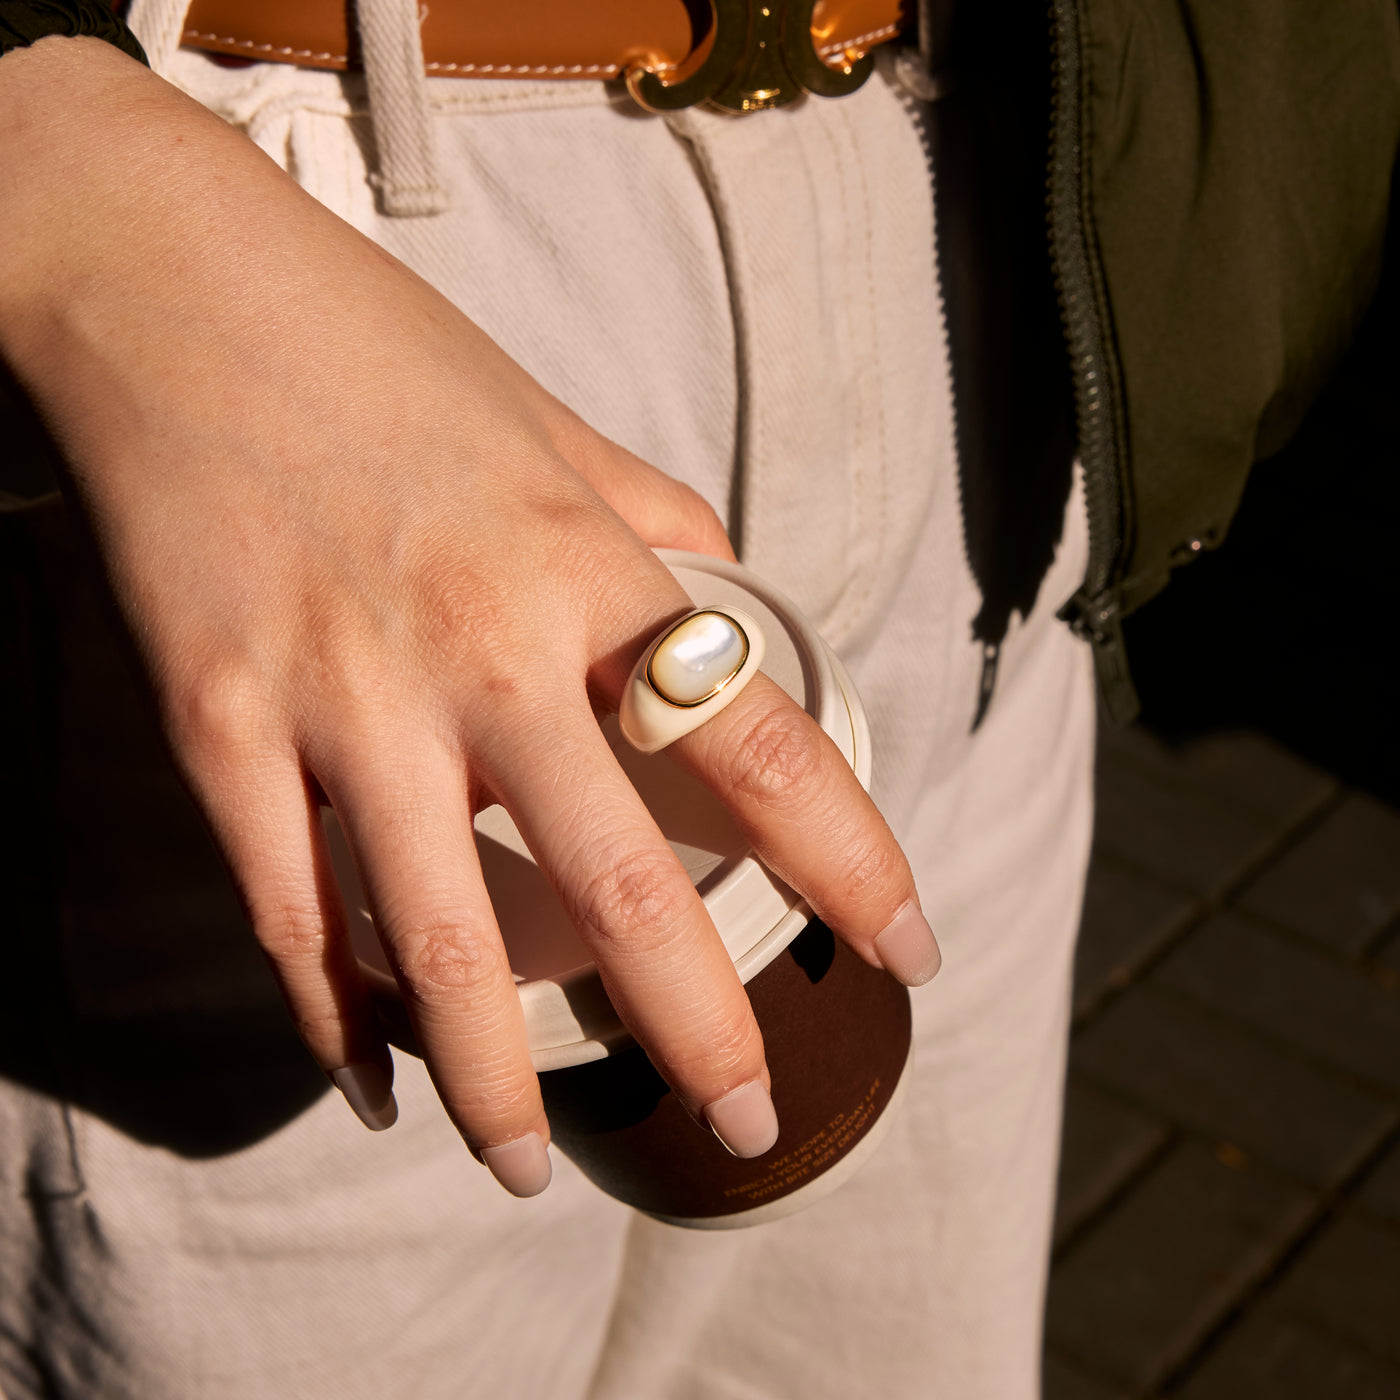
[
  {"x1": 331, "y1": 1064, "x2": 399, "y2": 1132},
  {"x1": 874, "y1": 904, "x2": 942, "y2": 986},
  {"x1": 481, "y1": 1133, "x2": 553, "y2": 1198},
  {"x1": 703, "y1": 1080, "x2": 779, "y2": 1159}
]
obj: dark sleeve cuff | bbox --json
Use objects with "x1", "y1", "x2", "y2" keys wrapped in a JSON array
[{"x1": 0, "y1": 1, "x2": 150, "y2": 68}]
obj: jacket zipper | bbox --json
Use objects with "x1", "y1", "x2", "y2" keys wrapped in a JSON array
[{"x1": 1046, "y1": 0, "x2": 1140, "y2": 723}]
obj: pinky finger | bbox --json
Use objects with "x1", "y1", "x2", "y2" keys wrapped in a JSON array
[{"x1": 191, "y1": 757, "x2": 398, "y2": 1132}]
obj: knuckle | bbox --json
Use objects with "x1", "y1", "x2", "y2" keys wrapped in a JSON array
[
  {"x1": 465, "y1": 1077, "x2": 542, "y2": 1139},
  {"x1": 411, "y1": 501, "x2": 599, "y2": 684},
  {"x1": 252, "y1": 898, "x2": 328, "y2": 958},
  {"x1": 549, "y1": 501, "x2": 639, "y2": 593},
  {"x1": 411, "y1": 553, "x2": 508, "y2": 671},
  {"x1": 542, "y1": 407, "x2": 600, "y2": 467},
  {"x1": 511, "y1": 466, "x2": 608, "y2": 550},
  {"x1": 423, "y1": 566, "x2": 483, "y2": 649},
  {"x1": 569, "y1": 845, "x2": 690, "y2": 952},
  {"x1": 390, "y1": 915, "x2": 492, "y2": 1002},
  {"x1": 829, "y1": 833, "x2": 908, "y2": 913},
  {"x1": 427, "y1": 569, "x2": 499, "y2": 661},
  {"x1": 657, "y1": 1005, "x2": 762, "y2": 1086},
  {"x1": 168, "y1": 664, "x2": 269, "y2": 761},
  {"x1": 725, "y1": 705, "x2": 821, "y2": 807}
]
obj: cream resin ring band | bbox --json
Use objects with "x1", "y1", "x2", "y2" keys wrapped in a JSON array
[{"x1": 619, "y1": 607, "x2": 766, "y2": 755}]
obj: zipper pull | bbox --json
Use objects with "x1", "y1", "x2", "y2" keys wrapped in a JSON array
[{"x1": 1061, "y1": 587, "x2": 1140, "y2": 724}]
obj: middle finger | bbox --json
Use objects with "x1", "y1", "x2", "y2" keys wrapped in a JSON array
[{"x1": 493, "y1": 700, "x2": 779, "y2": 1159}]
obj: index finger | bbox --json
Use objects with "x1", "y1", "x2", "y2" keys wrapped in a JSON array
[{"x1": 667, "y1": 673, "x2": 942, "y2": 987}]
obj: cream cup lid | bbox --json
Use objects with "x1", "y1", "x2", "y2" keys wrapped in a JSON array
[{"x1": 334, "y1": 550, "x2": 869, "y2": 1070}]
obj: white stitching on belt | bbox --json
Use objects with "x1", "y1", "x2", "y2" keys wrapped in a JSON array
[
  {"x1": 183, "y1": 24, "x2": 884, "y2": 73},
  {"x1": 183, "y1": 30, "x2": 343, "y2": 62},
  {"x1": 425, "y1": 61, "x2": 623, "y2": 76},
  {"x1": 816, "y1": 22, "x2": 899, "y2": 58},
  {"x1": 182, "y1": 29, "x2": 652, "y2": 76}
]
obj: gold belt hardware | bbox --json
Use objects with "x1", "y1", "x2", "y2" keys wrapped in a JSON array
[
  {"x1": 627, "y1": 0, "x2": 884, "y2": 113},
  {"x1": 180, "y1": 0, "x2": 906, "y2": 113}
]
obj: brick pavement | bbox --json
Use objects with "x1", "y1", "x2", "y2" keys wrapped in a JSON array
[{"x1": 1044, "y1": 723, "x2": 1400, "y2": 1399}]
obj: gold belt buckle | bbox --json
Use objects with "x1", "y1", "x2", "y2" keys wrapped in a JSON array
[{"x1": 625, "y1": 0, "x2": 877, "y2": 114}]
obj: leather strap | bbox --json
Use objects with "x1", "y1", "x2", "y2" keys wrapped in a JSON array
[{"x1": 180, "y1": 0, "x2": 906, "y2": 80}]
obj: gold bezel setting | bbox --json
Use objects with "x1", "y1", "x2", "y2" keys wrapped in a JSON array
[{"x1": 645, "y1": 611, "x2": 752, "y2": 708}]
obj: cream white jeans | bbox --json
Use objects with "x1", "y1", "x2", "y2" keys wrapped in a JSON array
[{"x1": 0, "y1": 32, "x2": 1095, "y2": 1400}]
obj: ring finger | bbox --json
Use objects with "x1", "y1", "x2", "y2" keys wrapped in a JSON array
[{"x1": 320, "y1": 732, "x2": 554, "y2": 1197}]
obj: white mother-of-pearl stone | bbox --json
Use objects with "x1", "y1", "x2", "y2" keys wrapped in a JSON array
[{"x1": 649, "y1": 612, "x2": 748, "y2": 705}]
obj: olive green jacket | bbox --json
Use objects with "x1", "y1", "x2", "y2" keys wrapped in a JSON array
[
  {"x1": 1051, "y1": 0, "x2": 1400, "y2": 718},
  {"x1": 4, "y1": 2, "x2": 1399, "y2": 729}
]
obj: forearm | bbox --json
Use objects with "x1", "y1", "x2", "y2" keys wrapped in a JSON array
[
  {"x1": 0, "y1": 34, "x2": 213, "y2": 379},
  {"x1": 2, "y1": 39, "x2": 412, "y2": 478}
]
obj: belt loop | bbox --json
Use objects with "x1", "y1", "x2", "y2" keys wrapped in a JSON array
[
  {"x1": 355, "y1": 0, "x2": 452, "y2": 218},
  {"x1": 124, "y1": 0, "x2": 194, "y2": 77},
  {"x1": 892, "y1": 0, "x2": 958, "y2": 101}
]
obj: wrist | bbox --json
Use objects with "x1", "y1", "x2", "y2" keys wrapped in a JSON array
[
  {"x1": 0, "y1": 36, "x2": 303, "y2": 495},
  {"x1": 0, "y1": 36, "x2": 180, "y2": 362}
]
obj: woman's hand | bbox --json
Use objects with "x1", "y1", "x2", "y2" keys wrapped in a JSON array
[{"x1": 0, "y1": 36, "x2": 939, "y2": 1195}]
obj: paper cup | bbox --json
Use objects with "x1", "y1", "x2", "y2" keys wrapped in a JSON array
[{"x1": 328, "y1": 551, "x2": 912, "y2": 1226}]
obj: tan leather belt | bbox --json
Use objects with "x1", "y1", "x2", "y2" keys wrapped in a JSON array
[{"x1": 181, "y1": 1, "x2": 909, "y2": 113}]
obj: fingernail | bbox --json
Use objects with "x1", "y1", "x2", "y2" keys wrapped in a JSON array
[
  {"x1": 331, "y1": 1063, "x2": 398, "y2": 1131},
  {"x1": 481, "y1": 1133, "x2": 553, "y2": 1198},
  {"x1": 874, "y1": 904, "x2": 942, "y2": 986},
  {"x1": 703, "y1": 1080, "x2": 779, "y2": 1159}
]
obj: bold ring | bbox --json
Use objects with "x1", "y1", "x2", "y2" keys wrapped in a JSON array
[{"x1": 619, "y1": 607, "x2": 765, "y2": 754}]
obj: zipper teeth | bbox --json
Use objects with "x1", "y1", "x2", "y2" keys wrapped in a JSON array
[
  {"x1": 888, "y1": 52, "x2": 966, "y2": 592},
  {"x1": 886, "y1": 59, "x2": 948, "y2": 365},
  {"x1": 1046, "y1": 0, "x2": 1126, "y2": 618}
]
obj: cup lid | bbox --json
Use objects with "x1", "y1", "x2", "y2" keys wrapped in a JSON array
[{"x1": 334, "y1": 551, "x2": 869, "y2": 1070}]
